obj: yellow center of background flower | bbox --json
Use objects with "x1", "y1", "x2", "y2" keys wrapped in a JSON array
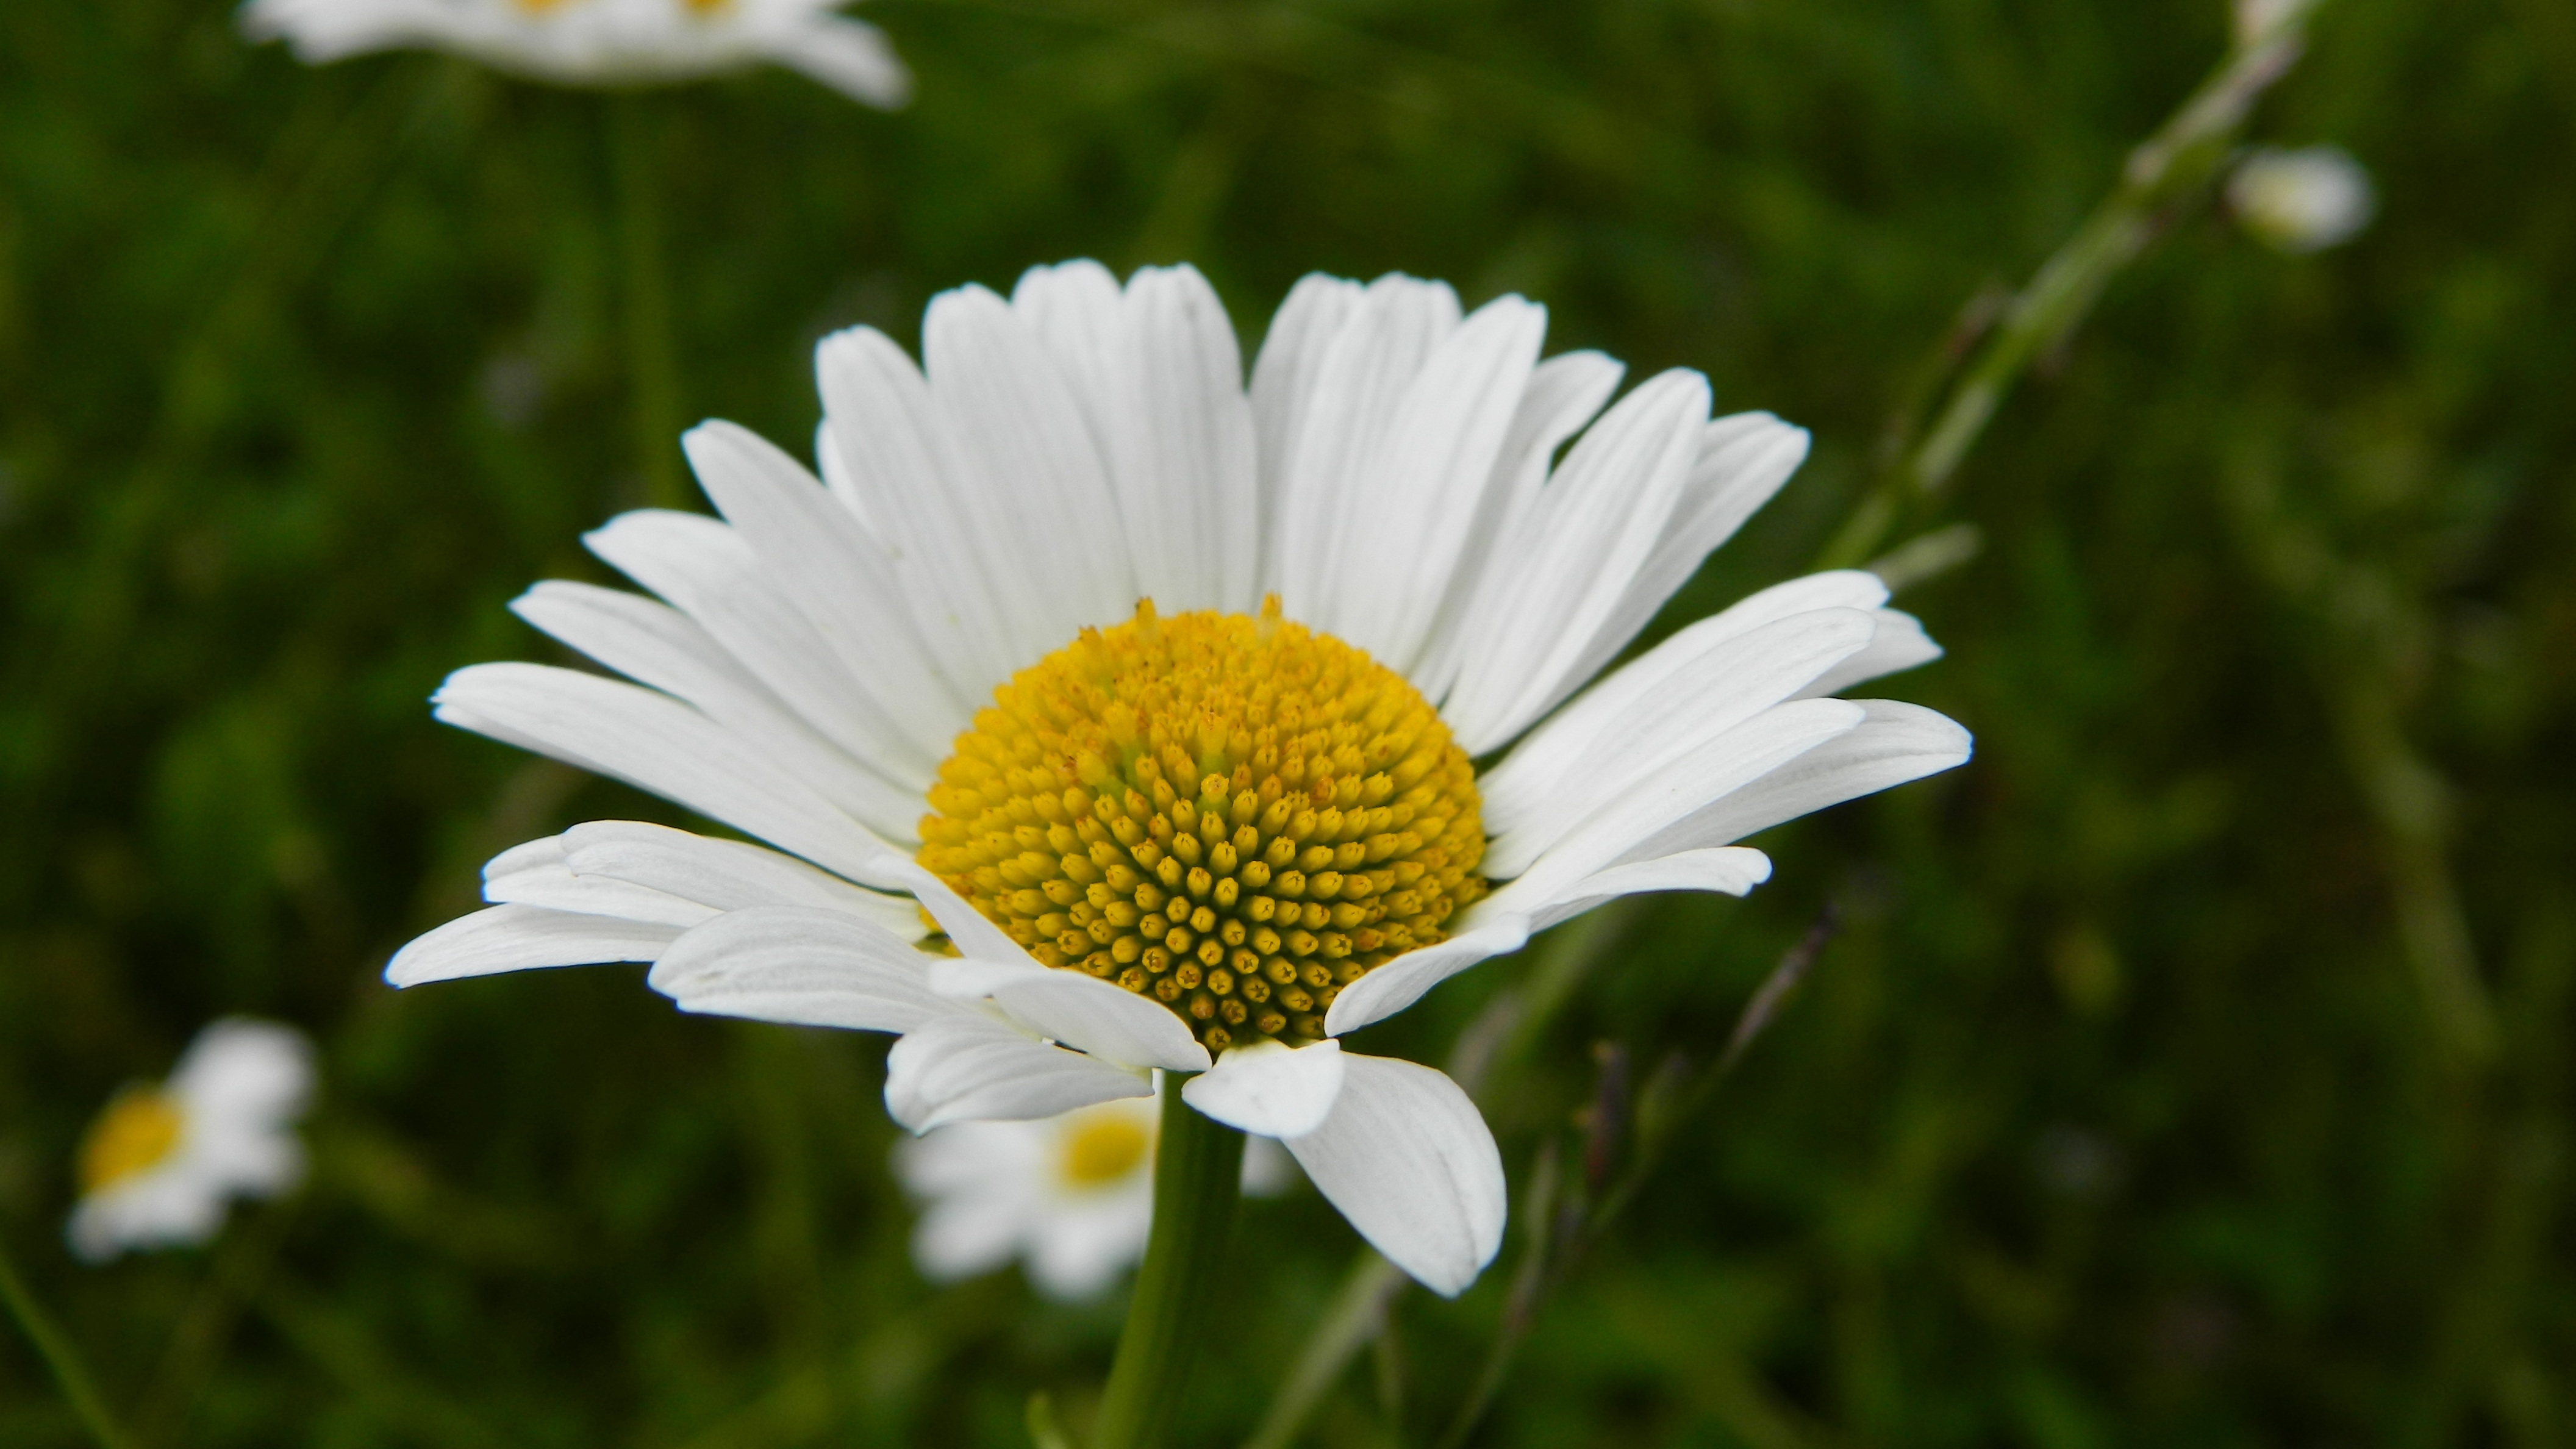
[
  {"x1": 79, "y1": 1089, "x2": 184, "y2": 1194},
  {"x1": 1057, "y1": 1109, "x2": 1152, "y2": 1188},
  {"x1": 919, "y1": 598, "x2": 1487, "y2": 1053}
]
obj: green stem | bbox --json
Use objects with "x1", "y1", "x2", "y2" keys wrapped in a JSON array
[
  {"x1": 607, "y1": 93, "x2": 688, "y2": 513},
  {"x1": 1090, "y1": 1076, "x2": 1245, "y2": 1449},
  {"x1": 0, "y1": 1229, "x2": 138, "y2": 1449},
  {"x1": 1815, "y1": 0, "x2": 2328, "y2": 570}
]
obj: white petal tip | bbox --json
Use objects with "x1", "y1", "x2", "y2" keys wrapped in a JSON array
[{"x1": 1181, "y1": 1039, "x2": 1345, "y2": 1138}]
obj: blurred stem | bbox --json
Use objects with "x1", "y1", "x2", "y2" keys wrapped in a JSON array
[
  {"x1": 1241, "y1": 1253, "x2": 1407, "y2": 1449},
  {"x1": 1241, "y1": 909, "x2": 1632, "y2": 1449},
  {"x1": 607, "y1": 93, "x2": 689, "y2": 512},
  {"x1": 136, "y1": 1197, "x2": 299, "y2": 1449},
  {"x1": 1090, "y1": 1075, "x2": 1245, "y2": 1449},
  {"x1": 0, "y1": 1231, "x2": 137, "y2": 1449},
  {"x1": 1817, "y1": 0, "x2": 2328, "y2": 570},
  {"x1": 1433, "y1": 911, "x2": 1837, "y2": 1449}
]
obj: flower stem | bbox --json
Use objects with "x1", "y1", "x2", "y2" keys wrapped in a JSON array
[
  {"x1": 606, "y1": 93, "x2": 688, "y2": 513},
  {"x1": 0, "y1": 1229, "x2": 137, "y2": 1449},
  {"x1": 1814, "y1": 0, "x2": 2330, "y2": 571},
  {"x1": 1089, "y1": 1076, "x2": 1245, "y2": 1449}
]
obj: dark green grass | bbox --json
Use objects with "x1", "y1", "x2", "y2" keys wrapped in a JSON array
[{"x1": 3, "y1": 0, "x2": 2573, "y2": 1444}]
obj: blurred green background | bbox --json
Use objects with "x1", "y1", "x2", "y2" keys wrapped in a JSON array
[{"x1": 5, "y1": 0, "x2": 2574, "y2": 1445}]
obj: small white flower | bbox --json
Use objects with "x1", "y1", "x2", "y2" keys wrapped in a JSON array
[
  {"x1": 388, "y1": 260, "x2": 1972, "y2": 1297},
  {"x1": 2228, "y1": 145, "x2": 2376, "y2": 255},
  {"x1": 898, "y1": 1093, "x2": 1292, "y2": 1301},
  {"x1": 238, "y1": 0, "x2": 910, "y2": 107},
  {"x1": 68, "y1": 1019, "x2": 315, "y2": 1263}
]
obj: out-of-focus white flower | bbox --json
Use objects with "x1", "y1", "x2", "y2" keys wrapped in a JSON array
[
  {"x1": 386, "y1": 259, "x2": 1972, "y2": 1298},
  {"x1": 897, "y1": 1094, "x2": 1293, "y2": 1301},
  {"x1": 68, "y1": 1019, "x2": 315, "y2": 1262},
  {"x1": 2228, "y1": 146, "x2": 2377, "y2": 255},
  {"x1": 239, "y1": 0, "x2": 910, "y2": 107}
]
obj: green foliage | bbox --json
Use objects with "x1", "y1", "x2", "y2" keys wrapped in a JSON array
[{"x1": 4, "y1": 0, "x2": 2572, "y2": 1445}]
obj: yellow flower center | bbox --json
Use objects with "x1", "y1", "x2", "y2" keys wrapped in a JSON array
[
  {"x1": 79, "y1": 1089, "x2": 184, "y2": 1194},
  {"x1": 1057, "y1": 1108, "x2": 1152, "y2": 1189},
  {"x1": 919, "y1": 598, "x2": 1487, "y2": 1053}
]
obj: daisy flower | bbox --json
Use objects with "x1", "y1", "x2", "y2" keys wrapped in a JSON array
[
  {"x1": 898, "y1": 1093, "x2": 1293, "y2": 1301},
  {"x1": 68, "y1": 1019, "x2": 315, "y2": 1263},
  {"x1": 239, "y1": 0, "x2": 910, "y2": 107},
  {"x1": 388, "y1": 260, "x2": 1971, "y2": 1295}
]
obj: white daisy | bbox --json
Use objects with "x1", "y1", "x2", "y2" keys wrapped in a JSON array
[
  {"x1": 239, "y1": 0, "x2": 910, "y2": 107},
  {"x1": 387, "y1": 260, "x2": 1972, "y2": 1296},
  {"x1": 898, "y1": 1093, "x2": 1293, "y2": 1301},
  {"x1": 2227, "y1": 145, "x2": 2376, "y2": 255},
  {"x1": 68, "y1": 1018, "x2": 316, "y2": 1263}
]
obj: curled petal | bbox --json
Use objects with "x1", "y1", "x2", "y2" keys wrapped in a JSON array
[
  {"x1": 884, "y1": 1015, "x2": 1151, "y2": 1132},
  {"x1": 647, "y1": 906, "x2": 949, "y2": 1034},
  {"x1": 386, "y1": 904, "x2": 676, "y2": 987},
  {"x1": 1181, "y1": 1039, "x2": 1345, "y2": 1137}
]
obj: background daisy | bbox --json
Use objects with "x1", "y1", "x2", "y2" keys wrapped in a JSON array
[
  {"x1": 240, "y1": 0, "x2": 909, "y2": 106},
  {"x1": 898, "y1": 1095, "x2": 1293, "y2": 1301},
  {"x1": 68, "y1": 1020, "x2": 315, "y2": 1264}
]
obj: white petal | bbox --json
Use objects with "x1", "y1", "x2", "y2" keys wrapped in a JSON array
[
  {"x1": 432, "y1": 661, "x2": 907, "y2": 888},
  {"x1": 385, "y1": 903, "x2": 678, "y2": 987},
  {"x1": 1027, "y1": 1197, "x2": 1154, "y2": 1301},
  {"x1": 1320, "y1": 915, "x2": 1531, "y2": 1036},
  {"x1": 1248, "y1": 273, "x2": 1365, "y2": 574},
  {"x1": 482, "y1": 834, "x2": 715, "y2": 928},
  {"x1": 1242, "y1": 1136, "x2": 1299, "y2": 1197},
  {"x1": 1268, "y1": 275, "x2": 1463, "y2": 632},
  {"x1": 509, "y1": 580, "x2": 923, "y2": 838},
  {"x1": 1181, "y1": 1039, "x2": 1345, "y2": 1138},
  {"x1": 1439, "y1": 368, "x2": 1712, "y2": 750},
  {"x1": 1300, "y1": 295, "x2": 1547, "y2": 673},
  {"x1": 815, "y1": 325, "x2": 1021, "y2": 695},
  {"x1": 1103, "y1": 265, "x2": 1260, "y2": 614},
  {"x1": 923, "y1": 284, "x2": 1135, "y2": 665},
  {"x1": 646, "y1": 906, "x2": 950, "y2": 1034},
  {"x1": 1012, "y1": 260, "x2": 1124, "y2": 427},
  {"x1": 1283, "y1": 1053, "x2": 1504, "y2": 1298},
  {"x1": 560, "y1": 820, "x2": 926, "y2": 942},
  {"x1": 768, "y1": 15, "x2": 911, "y2": 107},
  {"x1": 171, "y1": 1020, "x2": 313, "y2": 1129},
  {"x1": 884, "y1": 1014, "x2": 1151, "y2": 1132},
  {"x1": 68, "y1": 1172, "x2": 224, "y2": 1261},
  {"x1": 892, "y1": 862, "x2": 1037, "y2": 964},
  {"x1": 1542, "y1": 413, "x2": 1813, "y2": 714},
  {"x1": 1796, "y1": 609, "x2": 1943, "y2": 698},
  {"x1": 928, "y1": 959, "x2": 1212, "y2": 1075},
  {"x1": 1486, "y1": 698, "x2": 1867, "y2": 915},
  {"x1": 1412, "y1": 349, "x2": 1626, "y2": 704},
  {"x1": 1475, "y1": 571, "x2": 1890, "y2": 832},
  {"x1": 908, "y1": 1154, "x2": 1034, "y2": 1281},
  {"x1": 1523, "y1": 846, "x2": 1773, "y2": 933},
  {"x1": 681, "y1": 421, "x2": 971, "y2": 764},
  {"x1": 1618, "y1": 699, "x2": 1973, "y2": 859},
  {"x1": 1480, "y1": 607, "x2": 1877, "y2": 878},
  {"x1": 584, "y1": 510, "x2": 934, "y2": 818}
]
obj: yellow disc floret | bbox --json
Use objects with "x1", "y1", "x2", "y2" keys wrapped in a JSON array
[
  {"x1": 918, "y1": 598, "x2": 1487, "y2": 1053},
  {"x1": 79, "y1": 1089, "x2": 184, "y2": 1195},
  {"x1": 1057, "y1": 1107, "x2": 1152, "y2": 1189}
]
